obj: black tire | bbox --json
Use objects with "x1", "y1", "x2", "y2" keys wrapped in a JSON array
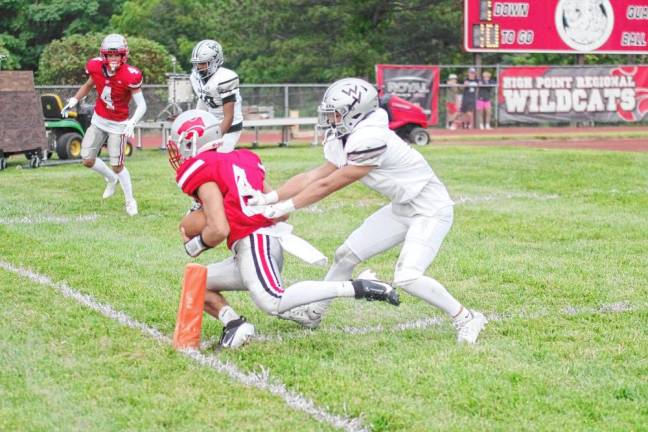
[
  {"x1": 409, "y1": 127, "x2": 430, "y2": 146},
  {"x1": 0, "y1": 157, "x2": 6, "y2": 171},
  {"x1": 29, "y1": 156, "x2": 42, "y2": 168},
  {"x1": 56, "y1": 132, "x2": 83, "y2": 160}
]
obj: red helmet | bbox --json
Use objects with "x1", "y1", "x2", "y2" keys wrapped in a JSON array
[
  {"x1": 100, "y1": 34, "x2": 129, "y2": 72},
  {"x1": 167, "y1": 110, "x2": 223, "y2": 171}
]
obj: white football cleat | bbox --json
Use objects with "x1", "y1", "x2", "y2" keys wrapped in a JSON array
[
  {"x1": 125, "y1": 199, "x2": 138, "y2": 216},
  {"x1": 219, "y1": 317, "x2": 255, "y2": 348},
  {"x1": 454, "y1": 310, "x2": 487, "y2": 344},
  {"x1": 103, "y1": 178, "x2": 119, "y2": 199},
  {"x1": 278, "y1": 305, "x2": 323, "y2": 329}
]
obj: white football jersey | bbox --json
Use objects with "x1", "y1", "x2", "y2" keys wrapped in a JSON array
[
  {"x1": 190, "y1": 66, "x2": 243, "y2": 130},
  {"x1": 324, "y1": 108, "x2": 453, "y2": 211}
]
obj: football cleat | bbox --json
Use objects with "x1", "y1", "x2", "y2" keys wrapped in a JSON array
[
  {"x1": 454, "y1": 310, "x2": 487, "y2": 344},
  {"x1": 352, "y1": 279, "x2": 400, "y2": 306},
  {"x1": 219, "y1": 316, "x2": 255, "y2": 348},
  {"x1": 125, "y1": 199, "x2": 138, "y2": 216},
  {"x1": 278, "y1": 305, "x2": 323, "y2": 329},
  {"x1": 103, "y1": 178, "x2": 119, "y2": 199}
]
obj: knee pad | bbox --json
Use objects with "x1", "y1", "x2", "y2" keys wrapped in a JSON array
[
  {"x1": 326, "y1": 243, "x2": 361, "y2": 281},
  {"x1": 333, "y1": 243, "x2": 361, "y2": 267},
  {"x1": 393, "y1": 267, "x2": 424, "y2": 293}
]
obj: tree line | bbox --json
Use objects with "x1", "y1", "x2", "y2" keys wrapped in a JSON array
[{"x1": 1, "y1": 0, "x2": 645, "y2": 84}]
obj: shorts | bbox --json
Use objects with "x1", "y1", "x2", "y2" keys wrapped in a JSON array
[
  {"x1": 477, "y1": 100, "x2": 491, "y2": 110},
  {"x1": 445, "y1": 102, "x2": 458, "y2": 115}
]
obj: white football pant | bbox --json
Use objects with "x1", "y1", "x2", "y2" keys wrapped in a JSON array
[
  {"x1": 315, "y1": 204, "x2": 462, "y2": 317},
  {"x1": 206, "y1": 232, "x2": 356, "y2": 316}
]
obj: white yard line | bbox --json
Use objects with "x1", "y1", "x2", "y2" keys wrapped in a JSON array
[
  {"x1": 0, "y1": 260, "x2": 367, "y2": 432},
  {"x1": 0, "y1": 213, "x2": 99, "y2": 225},
  {"x1": 247, "y1": 301, "x2": 636, "y2": 343}
]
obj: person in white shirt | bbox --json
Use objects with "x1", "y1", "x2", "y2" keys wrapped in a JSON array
[
  {"x1": 189, "y1": 40, "x2": 243, "y2": 152},
  {"x1": 248, "y1": 78, "x2": 487, "y2": 344}
]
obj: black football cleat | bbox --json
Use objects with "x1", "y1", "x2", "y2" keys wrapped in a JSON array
[
  {"x1": 352, "y1": 279, "x2": 400, "y2": 306},
  {"x1": 218, "y1": 316, "x2": 255, "y2": 349}
]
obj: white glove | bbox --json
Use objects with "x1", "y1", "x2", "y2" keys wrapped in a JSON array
[
  {"x1": 123, "y1": 120, "x2": 136, "y2": 138},
  {"x1": 184, "y1": 235, "x2": 210, "y2": 257},
  {"x1": 262, "y1": 199, "x2": 295, "y2": 219},
  {"x1": 247, "y1": 190, "x2": 278, "y2": 206},
  {"x1": 61, "y1": 97, "x2": 78, "y2": 118}
]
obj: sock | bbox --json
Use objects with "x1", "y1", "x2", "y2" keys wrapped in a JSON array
[
  {"x1": 398, "y1": 276, "x2": 463, "y2": 317},
  {"x1": 452, "y1": 306, "x2": 473, "y2": 324},
  {"x1": 218, "y1": 305, "x2": 240, "y2": 326},
  {"x1": 277, "y1": 281, "x2": 354, "y2": 314},
  {"x1": 91, "y1": 158, "x2": 118, "y2": 182},
  {"x1": 117, "y1": 167, "x2": 134, "y2": 202}
]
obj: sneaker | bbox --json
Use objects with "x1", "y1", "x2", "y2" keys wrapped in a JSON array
[
  {"x1": 485, "y1": 124, "x2": 492, "y2": 130},
  {"x1": 102, "y1": 178, "x2": 119, "y2": 199},
  {"x1": 454, "y1": 310, "x2": 487, "y2": 344},
  {"x1": 125, "y1": 199, "x2": 138, "y2": 216},
  {"x1": 219, "y1": 317, "x2": 255, "y2": 348},
  {"x1": 352, "y1": 279, "x2": 400, "y2": 306},
  {"x1": 278, "y1": 305, "x2": 323, "y2": 329}
]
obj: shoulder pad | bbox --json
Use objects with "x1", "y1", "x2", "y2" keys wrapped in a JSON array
[
  {"x1": 345, "y1": 131, "x2": 388, "y2": 166},
  {"x1": 216, "y1": 68, "x2": 240, "y2": 95},
  {"x1": 124, "y1": 64, "x2": 143, "y2": 88}
]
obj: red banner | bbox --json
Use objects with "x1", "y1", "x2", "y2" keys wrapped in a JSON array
[
  {"x1": 497, "y1": 65, "x2": 648, "y2": 123},
  {"x1": 375, "y1": 64, "x2": 440, "y2": 125},
  {"x1": 465, "y1": 0, "x2": 648, "y2": 54}
]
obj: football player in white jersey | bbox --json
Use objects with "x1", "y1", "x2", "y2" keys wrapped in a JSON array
[
  {"x1": 189, "y1": 40, "x2": 243, "y2": 152},
  {"x1": 248, "y1": 78, "x2": 487, "y2": 344}
]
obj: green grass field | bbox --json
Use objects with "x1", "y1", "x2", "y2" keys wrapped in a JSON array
[{"x1": 1, "y1": 144, "x2": 647, "y2": 431}]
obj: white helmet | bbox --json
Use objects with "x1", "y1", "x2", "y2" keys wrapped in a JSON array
[
  {"x1": 100, "y1": 34, "x2": 129, "y2": 72},
  {"x1": 167, "y1": 110, "x2": 222, "y2": 171},
  {"x1": 317, "y1": 78, "x2": 379, "y2": 138},
  {"x1": 191, "y1": 40, "x2": 224, "y2": 81}
]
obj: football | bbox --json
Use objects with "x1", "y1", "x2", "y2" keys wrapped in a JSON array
[{"x1": 179, "y1": 207, "x2": 206, "y2": 238}]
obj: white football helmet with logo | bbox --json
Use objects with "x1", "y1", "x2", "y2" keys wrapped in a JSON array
[
  {"x1": 100, "y1": 34, "x2": 129, "y2": 73},
  {"x1": 318, "y1": 78, "x2": 379, "y2": 138},
  {"x1": 191, "y1": 40, "x2": 224, "y2": 81},
  {"x1": 167, "y1": 110, "x2": 222, "y2": 171}
]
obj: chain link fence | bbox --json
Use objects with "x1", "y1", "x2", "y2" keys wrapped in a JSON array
[
  {"x1": 36, "y1": 65, "x2": 648, "y2": 128},
  {"x1": 35, "y1": 83, "x2": 328, "y2": 123}
]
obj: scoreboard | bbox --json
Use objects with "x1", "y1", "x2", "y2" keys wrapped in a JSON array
[{"x1": 464, "y1": 0, "x2": 648, "y2": 54}]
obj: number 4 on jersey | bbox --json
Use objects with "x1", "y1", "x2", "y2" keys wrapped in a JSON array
[
  {"x1": 100, "y1": 85, "x2": 115, "y2": 110},
  {"x1": 233, "y1": 164, "x2": 264, "y2": 217}
]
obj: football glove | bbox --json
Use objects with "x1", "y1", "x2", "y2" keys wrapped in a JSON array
[
  {"x1": 247, "y1": 190, "x2": 278, "y2": 207},
  {"x1": 61, "y1": 97, "x2": 78, "y2": 118},
  {"x1": 262, "y1": 199, "x2": 295, "y2": 219},
  {"x1": 185, "y1": 234, "x2": 211, "y2": 257},
  {"x1": 123, "y1": 119, "x2": 136, "y2": 139}
]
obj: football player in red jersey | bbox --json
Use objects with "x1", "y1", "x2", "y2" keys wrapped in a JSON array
[
  {"x1": 61, "y1": 34, "x2": 147, "y2": 216},
  {"x1": 168, "y1": 110, "x2": 400, "y2": 349}
]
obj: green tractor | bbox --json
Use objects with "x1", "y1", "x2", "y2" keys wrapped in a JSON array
[{"x1": 41, "y1": 93, "x2": 133, "y2": 160}]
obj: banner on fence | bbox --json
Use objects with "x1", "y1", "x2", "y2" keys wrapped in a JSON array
[
  {"x1": 498, "y1": 66, "x2": 648, "y2": 124},
  {"x1": 375, "y1": 64, "x2": 440, "y2": 125}
]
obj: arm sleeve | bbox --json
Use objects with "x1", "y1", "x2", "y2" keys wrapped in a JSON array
[{"x1": 129, "y1": 91, "x2": 147, "y2": 124}]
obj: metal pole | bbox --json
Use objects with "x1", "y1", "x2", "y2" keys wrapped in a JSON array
[
  {"x1": 284, "y1": 85, "x2": 289, "y2": 117},
  {"x1": 495, "y1": 63, "x2": 500, "y2": 127}
]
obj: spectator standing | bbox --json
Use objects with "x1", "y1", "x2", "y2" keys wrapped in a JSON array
[
  {"x1": 477, "y1": 70, "x2": 496, "y2": 129},
  {"x1": 459, "y1": 67, "x2": 479, "y2": 129},
  {"x1": 445, "y1": 74, "x2": 461, "y2": 130}
]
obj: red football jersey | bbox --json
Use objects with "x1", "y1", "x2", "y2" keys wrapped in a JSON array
[
  {"x1": 176, "y1": 149, "x2": 274, "y2": 249},
  {"x1": 86, "y1": 57, "x2": 143, "y2": 121}
]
